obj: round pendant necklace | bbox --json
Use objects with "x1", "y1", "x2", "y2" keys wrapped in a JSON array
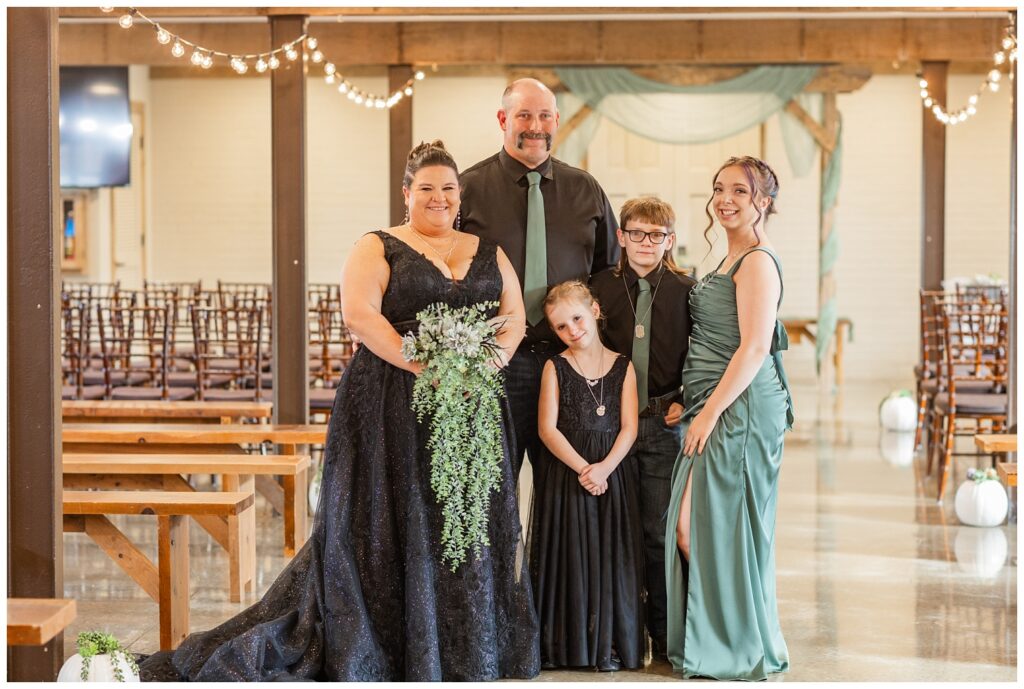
[
  {"x1": 622, "y1": 267, "x2": 665, "y2": 339},
  {"x1": 408, "y1": 223, "x2": 458, "y2": 264},
  {"x1": 570, "y1": 349, "x2": 606, "y2": 416}
]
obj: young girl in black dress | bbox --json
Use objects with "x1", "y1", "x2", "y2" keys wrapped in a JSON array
[{"x1": 531, "y1": 280, "x2": 645, "y2": 672}]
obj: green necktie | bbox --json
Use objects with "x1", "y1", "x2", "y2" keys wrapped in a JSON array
[
  {"x1": 524, "y1": 170, "x2": 547, "y2": 326},
  {"x1": 632, "y1": 277, "x2": 652, "y2": 410}
]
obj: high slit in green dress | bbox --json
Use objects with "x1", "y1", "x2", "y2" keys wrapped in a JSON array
[{"x1": 664, "y1": 247, "x2": 793, "y2": 681}]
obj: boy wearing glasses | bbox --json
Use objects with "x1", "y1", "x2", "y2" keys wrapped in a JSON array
[{"x1": 589, "y1": 197, "x2": 696, "y2": 663}]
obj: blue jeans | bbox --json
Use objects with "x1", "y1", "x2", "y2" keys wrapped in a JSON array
[{"x1": 635, "y1": 413, "x2": 683, "y2": 650}]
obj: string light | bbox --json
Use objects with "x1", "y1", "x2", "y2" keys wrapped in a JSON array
[
  {"x1": 918, "y1": 18, "x2": 1015, "y2": 126},
  {"x1": 102, "y1": 7, "x2": 435, "y2": 110}
]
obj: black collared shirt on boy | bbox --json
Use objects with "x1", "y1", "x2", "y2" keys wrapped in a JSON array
[
  {"x1": 459, "y1": 148, "x2": 620, "y2": 345},
  {"x1": 589, "y1": 263, "x2": 697, "y2": 406}
]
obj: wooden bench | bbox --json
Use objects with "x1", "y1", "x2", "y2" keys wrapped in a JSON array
[
  {"x1": 63, "y1": 423, "x2": 326, "y2": 556},
  {"x1": 63, "y1": 490, "x2": 253, "y2": 650},
  {"x1": 63, "y1": 400, "x2": 272, "y2": 424},
  {"x1": 7, "y1": 599, "x2": 77, "y2": 646},
  {"x1": 64, "y1": 453, "x2": 311, "y2": 602},
  {"x1": 974, "y1": 433, "x2": 1017, "y2": 454},
  {"x1": 975, "y1": 434, "x2": 1017, "y2": 523}
]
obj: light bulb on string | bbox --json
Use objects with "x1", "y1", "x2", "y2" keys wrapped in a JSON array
[
  {"x1": 919, "y1": 89, "x2": 928, "y2": 98},
  {"x1": 307, "y1": 37, "x2": 318, "y2": 50},
  {"x1": 364, "y1": 99, "x2": 374, "y2": 109},
  {"x1": 347, "y1": 90, "x2": 357, "y2": 100},
  {"x1": 354, "y1": 94, "x2": 363, "y2": 104},
  {"x1": 375, "y1": 98, "x2": 385, "y2": 108},
  {"x1": 967, "y1": 105, "x2": 977, "y2": 115},
  {"x1": 918, "y1": 78, "x2": 928, "y2": 89},
  {"x1": 268, "y1": 55, "x2": 280, "y2": 69},
  {"x1": 285, "y1": 46, "x2": 299, "y2": 61},
  {"x1": 995, "y1": 51, "x2": 1006, "y2": 64},
  {"x1": 311, "y1": 50, "x2": 323, "y2": 63},
  {"x1": 171, "y1": 41, "x2": 185, "y2": 58},
  {"x1": 968, "y1": 94, "x2": 979, "y2": 105},
  {"x1": 924, "y1": 97, "x2": 933, "y2": 107},
  {"x1": 156, "y1": 27, "x2": 171, "y2": 44},
  {"x1": 325, "y1": 73, "x2": 335, "y2": 84},
  {"x1": 1003, "y1": 36, "x2": 1014, "y2": 50},
  {"x1": 256, "y1": 58, "x2": 268, "y2": 73},
  {"x1": 990, "y1": 81, "x2": 1000, "y2": 92},
  {"x1": 118, "y1": 13, "x2": 133, "y2": 29},
  {"x1": 324, "y1": 62, "x2": 336, "y2": 75},
  {"x1": 989, "y1": 69, "x2": 1001, "y2": 82},
  {"x1": 201, "y1": 55, "x2": 213, "y2": 69},
  {"x1": 414, "y1": 70, "x2": 425, "y2": 80},
  {"x1": 190, "y1": 49, "x2": 204, "y2": 66},
  {"x1": 404, "y1": 86, "x2": 413, "y2": 96},
  {"x1": 338, "y1": 82, "x2": 349, "y2": 93}
]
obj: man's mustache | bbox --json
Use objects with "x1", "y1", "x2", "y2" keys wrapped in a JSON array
[{"x1": 516, "y1": 132, "x2": 552, "y2": 151}]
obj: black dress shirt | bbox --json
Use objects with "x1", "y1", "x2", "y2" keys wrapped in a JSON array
[
  {"x1": 589, "y1": 264, "x2": 696, "y2": 404},
  {"x1": 460, "y1": 148, "x2": 620, "y2": 344}
]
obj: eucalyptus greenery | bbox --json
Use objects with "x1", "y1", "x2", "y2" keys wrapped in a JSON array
[
  {"x1": 401, "y1": 301, "x2": 506, "y2": 570},
  {"x1": 75, "y1": 630, "x2": 138, "y2": 682}
]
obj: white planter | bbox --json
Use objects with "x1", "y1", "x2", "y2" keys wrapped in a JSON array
[
  {"x1": 879, "y1": 393, "x2": 917, "y2": 432},
  {"x1": 954, "y1": 527, "x2": 1008, "y2": 579},
  {"x1": 58, "y1": 653, "x2": 139, "y2": 682},
  {"x1": 954, "y1": 479, "x2": 1009, "y2": 527},
  {"x1": 879, "y1": 430, "x2": 915, "y2": 467}
]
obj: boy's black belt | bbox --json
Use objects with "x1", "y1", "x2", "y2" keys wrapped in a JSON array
[{"x1": 639, "y1": 389, "x2": 682, "y2": 418}]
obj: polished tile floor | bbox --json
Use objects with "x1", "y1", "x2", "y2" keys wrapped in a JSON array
[{"x1": 61, "y1": 380, "x2": 1017, "y2": 681}]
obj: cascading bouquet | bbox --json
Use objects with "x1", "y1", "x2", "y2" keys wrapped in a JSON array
[{"x1": 401, "y1": 300, "x2": 507, "y2": 570}]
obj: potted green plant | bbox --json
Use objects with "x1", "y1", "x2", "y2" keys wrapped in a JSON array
[{"x1": 57, "y1": 631, "x2": 140, "y2": 682}]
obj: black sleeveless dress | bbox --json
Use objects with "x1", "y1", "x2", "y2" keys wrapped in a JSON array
[
  {"x1": 529, "y1": 354, "x2": 645, "y2": 670},
  {"x1": 140, "y1": 231, "x2": 540, "y2": 681}
]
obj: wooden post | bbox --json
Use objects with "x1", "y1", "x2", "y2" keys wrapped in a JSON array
[
  {"x1": 389, "y1": 65, "x2": 414, "y2": 226},
  {"x1": 1008, "y1": 38, "x2": 1017, "y2": 436},
  {"x1": 818, "y1": 93, "x2": 840, "y2": 394},
  {"x1": 7, "y1": 7, "x2": 63, "y2": 681},
  {"x1": 921, "y1": 61, "x2": 948, "y2": 291},
  {"x1": 157, "y1": 515, "x2": 189, "y2": 650},
  {"x1": 270, "y1": 15, "x2": 309, "y2": 425}
]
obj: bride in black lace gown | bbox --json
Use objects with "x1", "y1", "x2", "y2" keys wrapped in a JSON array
[{"x1": 140, "y1": 141, "x2": 540, "y2": 681}]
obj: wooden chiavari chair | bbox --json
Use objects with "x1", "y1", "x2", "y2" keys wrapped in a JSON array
[
  {"x1": 96, "y1": 301, "x2": 195, "y2": 401},
  {"x1": 191, "y1": 302, "x2": 267, "y2": 401},
  {"x1": 308, "y1": 282, "x2": 341, "y2": 308},
  {"x1": 60, "y1": 298, "x2": 105, "y2": 400},
  {"x1": 927, "y1": 299, "x2": 1009, "y2": 502},
  {"x1": 308, "y1": 298, "x2": 355, "y2": 414}
]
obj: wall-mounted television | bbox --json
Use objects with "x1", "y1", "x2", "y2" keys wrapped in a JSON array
[{"x1": 59, "y1": 66, "x2": 131, "y2": 188}]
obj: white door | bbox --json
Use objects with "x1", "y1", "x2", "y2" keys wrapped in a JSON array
[{"x1": 111, "y1": 103, "x2": 146, "y2": 288}]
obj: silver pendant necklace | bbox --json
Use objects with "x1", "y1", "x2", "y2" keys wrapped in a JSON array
[
  {"x1": 622, "y1": 268, "x2": 665, "y2": 339},
  {"x1": 408, "y1": 223, "x2": 458, "y2": 265},
  {"x1": 570, "y1": 350, "x2": 606, "y2": 416}
]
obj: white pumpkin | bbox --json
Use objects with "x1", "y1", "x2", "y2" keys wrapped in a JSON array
[
  {"x1": 954, "y1": 526, "x2": 1008, "y2": 579},
  {"x1": 879, "y1": 430, "x2": 915, "y2": 467},
  {"x1": 879, "y1": 391, "x2": 917, "y2": 432},
  {"x1": 58, "y1": 653, "x2": 140, "y2": 682},
  {"x1": 954, "y1": 478, "x2": 1009, "y2": 527}
]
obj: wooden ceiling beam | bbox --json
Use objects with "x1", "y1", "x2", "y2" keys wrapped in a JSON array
[{"x1": 59, "y1": 17, "x2": 1007, "y2": 67}]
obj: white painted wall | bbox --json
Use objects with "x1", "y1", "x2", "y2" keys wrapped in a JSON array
[{"x1": 80, "y1": 70, "x2": 1009, "y2": 384}]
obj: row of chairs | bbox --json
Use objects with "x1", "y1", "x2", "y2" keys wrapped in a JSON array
[
  {"x1": 914, "y1": 285, "x2": 1009, "y2": 502},
  {"x1": 61, "y1": 281, "x2": 353, "y2": 412}
]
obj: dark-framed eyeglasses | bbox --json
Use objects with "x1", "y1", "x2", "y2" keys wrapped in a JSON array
[{"x1": 625, "y1": 229, "x2": 669, "y2": 245}]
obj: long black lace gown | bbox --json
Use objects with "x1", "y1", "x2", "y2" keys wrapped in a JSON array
[
  {"x1": 530, "y1": 354, "x2": 645, "y2": 670},
  {"x1": 140, "y1": 231, "x2": 541, "y2": 681}
]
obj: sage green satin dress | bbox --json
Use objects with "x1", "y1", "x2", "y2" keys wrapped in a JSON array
[{"x1": 664, "y1": 247, "x2": 793, "y2": 681}]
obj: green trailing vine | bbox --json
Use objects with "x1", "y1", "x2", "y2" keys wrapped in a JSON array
[
  {"x1": 76, "y1": 631, "x2": 138, "y2": 682},
  {"x1": 401, "y1": 301, "x2": 507, "y2": 570}
]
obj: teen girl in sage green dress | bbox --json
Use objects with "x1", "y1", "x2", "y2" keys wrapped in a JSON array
[{"x1": 664, "y1": 157, "x2": 793, "y2": 681}]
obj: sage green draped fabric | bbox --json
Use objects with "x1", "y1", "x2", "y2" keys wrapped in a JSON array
[{"x1": 664, "y1": 247, "x2": 792, "y2": 681}]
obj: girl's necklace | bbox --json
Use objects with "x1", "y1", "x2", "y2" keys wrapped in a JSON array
[
  {"x1": 408, "y1": 223, "x2": 458, "y2": 264},
  {"x1": 569, "y1": 349, "x2": 606, "y2": 417}
]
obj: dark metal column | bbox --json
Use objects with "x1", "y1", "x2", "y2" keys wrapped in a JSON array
[
  {"x1": 921, "y1": 61, "x2": 948, "y2": 291},
  {"x1": 270, "y1": 15, "x2": 308, "y2": 424},
  {"x1": 389, "y1": 65, "x2": 414, "y2": 226},
  {"x1": 7, "y1": 6, "x2": 63, "y2": 680}
]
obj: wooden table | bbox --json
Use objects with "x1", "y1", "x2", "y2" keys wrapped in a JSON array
[
  {"x1": 974, "y1": 434, "x2": 1017, "y2": 454},
  {"x1": 63, "y1": 424, "x2": 326, "y2": 556},
  {"x1": 782, "y1": 317, "x2": 853, "y2": 388},
  {"x1": 7, "y1": 598, "x2": 77, "y2": 646},
  {"x1": 62, "y1": 400, "x2": 272, "y2": 424}
]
